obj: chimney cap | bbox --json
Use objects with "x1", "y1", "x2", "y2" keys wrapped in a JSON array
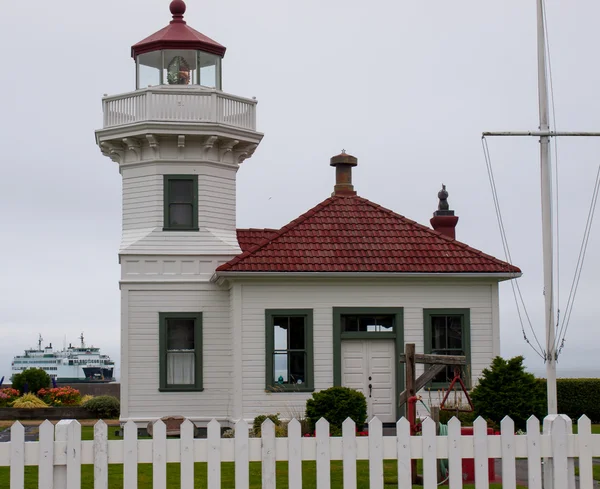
[
  {"x1": 330, "y1": 150, "x2": 358, "y2": 167},
  {"x1": 434, "y1": 183, "x2": 455, "y2": 216}
]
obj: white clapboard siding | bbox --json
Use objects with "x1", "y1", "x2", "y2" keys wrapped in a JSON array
[
  {"x1": 125, "y1": 286, "x2": 234, "y2": 421},
  {"x1": 2, "y1": 416, "x2": 598, "y2": 489},
  {"x1": 240, "y1": 280, "x2": 496, "y2": 420}
]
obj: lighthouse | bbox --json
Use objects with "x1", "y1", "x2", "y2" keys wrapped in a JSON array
[{"x1": 95, "y1": 1, "x2": 263, "y2": 421}]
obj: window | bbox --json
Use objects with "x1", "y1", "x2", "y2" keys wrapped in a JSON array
[
  {"x1": 159, "y1": 312, "x2": 203, "y2": 391},
  {"x1": 265, "y1": 310, "x2": 313, "y2": 392},
  {"x1": 163, "y1": 175, "x2": 198, "y2": 231},
  {"x1": 423, "y1": 309, "x2": 471, "y2": 388},
  {"x1": 341, "y1": 314, "x2": 395, "y2": 333}
]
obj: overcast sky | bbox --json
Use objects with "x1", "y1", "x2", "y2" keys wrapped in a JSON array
[{"x1": 1, "y1": 0, "x2": 599, "y2": 381}]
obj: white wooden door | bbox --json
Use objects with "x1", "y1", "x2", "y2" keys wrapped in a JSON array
[{"x1": 341, "y1": 339, "x2": 396, "y2": 423}]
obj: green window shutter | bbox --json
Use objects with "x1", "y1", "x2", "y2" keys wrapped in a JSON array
[
  {"x1": 163, "y1": 175, "x2": 199, "y2": 231},
  {"x1": 159, "y1": 312, "x2": 203, "y2": 392},
  {"x1": 423, "y1": 308, "x2": 471, "y2": 390},
  {"x1": 265, "y1": 309, "x2": 314, "y2": 392}
]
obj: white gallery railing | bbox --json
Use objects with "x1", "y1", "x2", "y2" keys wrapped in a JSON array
[
  {"x1": 1, "y1": 415, "x2": 599, "y2": 489},
  {"x1": 102, "y1": 87, "x2": 257, "y2": 131}
]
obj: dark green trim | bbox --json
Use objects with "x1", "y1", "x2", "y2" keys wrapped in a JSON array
[
  {"x1": 265, "y1": 309, "x2": 314, "y2": 392},
  {"x1": 423, "y1": 308, "x2": 471, "y2": 390},
  {"x1": 163, "y1": 175, "x2": 199, "y2": 231},
  {"x1": 159, "y1": 312, "x2": 203, "y2": 392},
  {"x1": 332, "y1": 307, "x2": 405, "y2": 420}
]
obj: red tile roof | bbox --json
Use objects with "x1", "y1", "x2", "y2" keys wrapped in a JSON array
[
  {"x1": 237, "y1": 228, "x2": 279, "y2": 252},
  {"x1": 224, "y1": 195, "x2": 520, "y2": 274}
]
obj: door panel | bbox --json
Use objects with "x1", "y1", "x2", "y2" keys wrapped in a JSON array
[{"x1": 341, "y1": 339, "x2": 395, "y2": 423}]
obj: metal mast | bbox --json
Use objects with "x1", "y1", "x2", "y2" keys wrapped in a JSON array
[{"x1": 536, "y1": 0, "x2": 557, "y2": 415}]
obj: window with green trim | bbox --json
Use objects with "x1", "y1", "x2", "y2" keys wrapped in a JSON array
[
  {"x1": 159, "y1": 312, "x2": 203, "y2": 391},
  {"x1": 265, "y1": 310, "x2": 314, "y2": 392},
  {"x1": 163, "y1": 175, "x2": 198, "y2": 231},
  {"x1": 424, "y1": 309, "x2": 471, "y2": 388}
]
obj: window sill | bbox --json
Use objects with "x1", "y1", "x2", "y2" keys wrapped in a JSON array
[
  {"x1": 162, "y1": 227, "x2": 200, "y2": 232},
  {"x1": 159, "y1": 387, "x2": 204, "y2": 392},
  {"x1": 265, "y1": 386, "x2": 314, "y2": 393}
]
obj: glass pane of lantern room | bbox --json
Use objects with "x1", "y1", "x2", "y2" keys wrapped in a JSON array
[
  {"x1": 137, "y1": 51, "x2": 162, "y2": 88},
  {"x1": 199, "y1": 52, "x2": 221, "y2": 89},
  {"x1": 163, "y1": 50, "x2": 198, "y2": 85}
]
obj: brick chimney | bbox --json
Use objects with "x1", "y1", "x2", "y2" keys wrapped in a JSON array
[
  {"x1": 430, "y1": 184, "x2": 459, "y2": 239},
  {"x1": 330, "y1": 150, "x2": 358, "y2": 196}
]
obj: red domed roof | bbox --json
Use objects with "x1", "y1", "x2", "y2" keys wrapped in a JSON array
[{"x1": 131, "y1": 0, "x2": 226, "y2": 59}]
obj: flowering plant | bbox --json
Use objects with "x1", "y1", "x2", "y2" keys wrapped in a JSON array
[
  {"x1": 0, "y1": 388, "x2": 20, "y2": 407},
  {"x1": 37, "y1": 386, "x2": 81, "y2": 406}
]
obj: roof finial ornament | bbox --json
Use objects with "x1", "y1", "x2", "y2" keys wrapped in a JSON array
[
  {"x1": 170, "y1": 0, "x2": 187, "y2": 23},
  {"x1": 438, "y1": 183, "x2": 449, "y2": 211}
]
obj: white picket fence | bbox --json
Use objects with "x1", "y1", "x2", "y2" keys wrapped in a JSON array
[{"x1": 1, "y1": 415, "x2": 599, "y2": 489}]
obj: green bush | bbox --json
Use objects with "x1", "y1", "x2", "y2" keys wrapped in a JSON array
[
  {"x1": 470, "y1": 356, "x2": 545, "y2": 430},
  {"x1": 11, "y1": 368, "x2": 51, "y2": 395},
  {"x1": 536, "y1": 378, "x2": 600, "y2": 423},
  {"x1": 438, "y1": 409, "x2": 477, "y2": 426},
  {"x1": 252, "y1": 414, "x2": 281, "y2": 436},
  {"x1": 82, "y1": 395, "x2": 120, "y2": 419},
  {"x1": 306, "y1": 386, "x2": 367, "y2": 433}
]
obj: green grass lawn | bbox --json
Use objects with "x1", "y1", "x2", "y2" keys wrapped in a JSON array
[{"x1": 1, "y1": 461, "x2": 525, "y2": 489}]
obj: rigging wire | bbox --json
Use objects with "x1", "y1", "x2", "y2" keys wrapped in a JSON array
[
  {"x1": 482, "y1": 137, "x2": 546, "y2": 359},
  {"x1": 556, "y1": 162, "x2": 600, "y2": 356},
  {"x1": 541, "y1": 0, "x2": 562, "y2": 332}
]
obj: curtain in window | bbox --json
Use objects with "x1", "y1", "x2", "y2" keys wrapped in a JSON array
[{"x1": 167, "y1": 351, "x2": 195, "y2": 385}]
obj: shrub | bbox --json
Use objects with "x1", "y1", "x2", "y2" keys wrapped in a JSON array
[
  {"x1": 536, "y1": 378, "x2": 600, "y2": 423},
  {"x1": 0, "y1": 388, "x2": 20, "y2": 407},
  {"x1": 305, "y1": 387, "x2": 367, "y2": 433},
  {"x1": 11, "y1": 368, "x2": 51, "y2": 394},
  {"x1": 81, "y1": 395, "x2": 94, "y2": 404},
  {"x1": 38, "y1": 387, "x2": 81, "y2": 406},
  {"x1": 470, "y1": 356, "x2": 545, "y2": 430},
  {"x1": 11, "y1": 393, "x2": 48, "y2": 408},
  {"x1": 252, "y1": 414, "x2": 280, "y2": 436},
  {"x1": 82, "y1": 395, "x2": 120, "y2": 418}
]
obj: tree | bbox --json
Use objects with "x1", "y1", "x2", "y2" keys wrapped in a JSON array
[
  {"x1": 470, "y1": 356, "x2": 546, "y2": 430},
  {"x1": 11, "y1": 368, "x2": 51, "y2": 395}
]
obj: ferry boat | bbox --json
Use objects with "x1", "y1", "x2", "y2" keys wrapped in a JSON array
[{"x1": 10, "y1": 334, "x2": 115, "y2": 383}]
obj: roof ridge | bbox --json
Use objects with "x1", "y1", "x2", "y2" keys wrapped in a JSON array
[
  {"x1": 353, "y1": 195, "x2": 519, "y2": 270},
  {"x1": 219, "y1": 197, "x2": 340, "y2": 271}
]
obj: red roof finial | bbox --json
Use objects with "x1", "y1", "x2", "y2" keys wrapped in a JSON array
[{"x1": 170, "y1": 0, "x2": 187, "y2": 23}]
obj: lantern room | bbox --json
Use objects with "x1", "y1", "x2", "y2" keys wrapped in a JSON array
[{"x1": 131, "y1": 0, "x2": 226, "y2": 90}]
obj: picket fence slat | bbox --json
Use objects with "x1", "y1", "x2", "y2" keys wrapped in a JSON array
[
  {"x1": 473, "y1": 416, "x2": 490, "y2": 489},
  {"x1": 235, "y1": 419, "x2": 249, "y2": 489},
  {"x1": 526, "y1": 416, "x2": 542, "y2": 489},
  {"x1": 94, "y1": 420, "x2": 108, "y2": 489},
  {"x1": 316, "y1": 418, "x2": 330, "y2": 489},
  {"x1": 368, "y1": 417, "x2": 383, "y2": 489},
  {"x1": 342, "y1": 418, "x2": 357, "y2": 489},
  {"x1": 123, "y1": 420, "x2": 138, "y2": 489},
  {"x1": 261, "y1": 419, "x2": 276, "y2": 489},
  {"x1": 396, "y1": 417, "x2": 412, "y2": 488},
  {"x1": 38, "y1": 420, "x2": 54, "y2": 489},
  {"x1": 207, "y1": 419, "x2": 221, "y2": 489},
  {"x1": 180, "y1": 420, "x2": 194, "y2": 489},
  {"x1": 288, "y1": 418, "x2": 302, "y2": 489},
  {"x1": 501, "y1": 416, "x2": 516, "y2": 489},
  {"x1": 10, "y1": 421, "x2": 24, "y2": 489},
  {"x1": 551, "y1": 416, "x2": 568, "y2": 489},
  {"x1": 2, "y1": 414, "x2": 600, "y2": 489},
  {"x1": 422, "y1": 417, "x2": 437, "y2": 489},
  {"x1": 152, "y1": 420, "x2": 167, "y2": 489},
  {"x1": 447, "y1": 417, "x2": 462, "y2": 489},
  {"x1": 577, "y1": 415, "x2": 593, "y2": 489}
]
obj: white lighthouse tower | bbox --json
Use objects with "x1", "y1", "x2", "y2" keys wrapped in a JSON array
[{"x1": 95, "y1": 1, "x2": 262, "y2": 423}]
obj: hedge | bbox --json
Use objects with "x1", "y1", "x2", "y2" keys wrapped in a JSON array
[{"x1": 537, "y1": 378, "x2": 600, "y2": 423}]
